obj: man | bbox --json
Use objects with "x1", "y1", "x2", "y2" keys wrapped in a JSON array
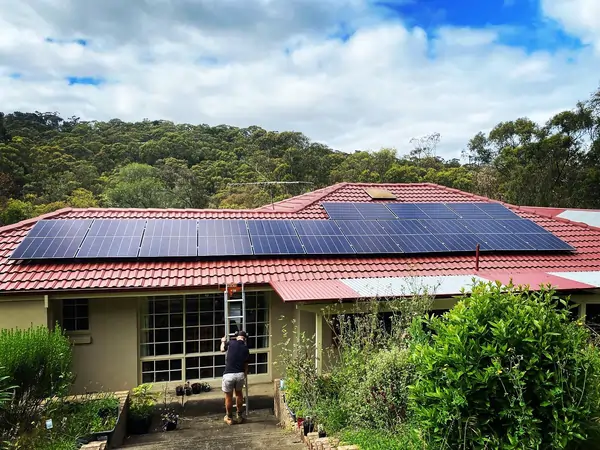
[{"x1": 220, "y1": 330, "x2": 250, "y2": 425}]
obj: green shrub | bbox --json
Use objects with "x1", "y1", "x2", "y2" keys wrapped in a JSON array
[
  {"x1": 340, "y1": 425, "x2": 424, "y2": 450},
  {"x1": 0, "y1": 326, "x2": 73, "y2": 440},
  {"x1": 129, "y1": 384, "x2": 159, "y2": 420},
  {"x1": 410, "y1": 282, "x2": 600, "y2": 449}
]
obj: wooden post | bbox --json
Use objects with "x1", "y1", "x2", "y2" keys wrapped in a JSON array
[{"x1": 315, "y1": 313, "x2": 323, "y2": 375}]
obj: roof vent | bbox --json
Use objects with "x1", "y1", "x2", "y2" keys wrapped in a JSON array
[{"x1": 364, "y1": 188, "x2": 397, "y2": 200}]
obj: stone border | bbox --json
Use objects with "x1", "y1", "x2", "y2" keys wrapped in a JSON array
[{"x1": 273, "y1": 379, "x2": 358, "y2": 450}]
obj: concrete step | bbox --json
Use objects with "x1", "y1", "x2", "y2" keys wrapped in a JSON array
[{"x1": 121, "y1": 409, "x2": 304, "y2": 450}]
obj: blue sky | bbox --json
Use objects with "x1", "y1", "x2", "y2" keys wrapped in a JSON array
[{"x1": 0, "y1": 0, "x2": 598, "y2": 157}]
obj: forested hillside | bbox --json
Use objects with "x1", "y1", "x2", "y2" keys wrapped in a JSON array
[{"x1": 1, "y1": 86, "x2": 599, "y2": 225}]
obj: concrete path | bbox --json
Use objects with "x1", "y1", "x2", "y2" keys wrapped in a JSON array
[{"x1": 121, "y1": 409, "x2": 304, "y2": 450}]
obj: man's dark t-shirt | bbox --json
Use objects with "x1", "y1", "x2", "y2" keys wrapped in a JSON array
[{"x1": 224, "y1": 339, "x2": 250, "y2": 375}]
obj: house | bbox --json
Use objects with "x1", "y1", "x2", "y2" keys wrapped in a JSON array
[{"x1": 0, "y1": 182, "x2": 599, "y2": 394}]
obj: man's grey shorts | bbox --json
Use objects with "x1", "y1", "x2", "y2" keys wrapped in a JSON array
[{"x1": 222, "y1": 372, "x2": 245, "y2": 393}]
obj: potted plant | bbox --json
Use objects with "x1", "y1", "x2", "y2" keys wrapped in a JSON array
[
  {"x1": 160, "y1": 408, "x2": 179, "y2": 431},
  {"x1": 127, "y1": 383, "x2": 159, "y2": 435},
  {"x1": 191, "y1": 383, "x2": 201, "y2": 395},
  {"x1": 175, "y1": 385, "x2": 184, "y2": 396},
  {"x1": 184, "y1": 382, "x2": 192, "y2": 396}
]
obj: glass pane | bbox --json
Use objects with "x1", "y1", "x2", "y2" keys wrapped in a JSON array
[
  {"x1": 246, "y1": 310, "x2": 257, "y2": 323},
  {"x1": 228, "y1": 319, "x2": 242, "y2": 334},
  {"x1": 215, "y1": 366, "x2": 225, "y2": 377},
  {"x1": 155, "y1": 315, "x2": 169, "y2": 328},
  {"x1": 186, "y1": 368, "x2": 199, "y2": 380},
  {"x1": 215, "y1": 326, "x2": 225, "y2": 338},
  {"x1": 256, "y1": 324, "x2": 268, "y2": 336},
  {"x1": 200, "y1": 367, "x2": 213, "y2": 379},
  {"x1": 142, "y1": 372, "x2": 154, "y2": 383},
  {"x1": 76, "y1": 304, "x2": 88, "y2": 318},
  {"x1": 248, "y1": 354, "x2": 256, "y2": 364},
  {"x1": 170, "y1": 328, "x2": 183, "y2": 341},
  {"x1": 199, "y1": 326, "x2": 213, "y2": 340},
  {"x1": 186, "y1": 357, "x2": 199, "y2": 368},
  {"x1": 256, "y1": 353, "x2": 268, "y2": 364},
  {"x1": 186, "y1": 327, "x2": 199, "y2": 341},
  {"x1": 257, "y1": 295, "x2": 268, "y2": 309},
  {"x1": 77, "y1": 318, "x2": 89, "y2": 331},
  {"x1": 257, "y1": 310, "x2": 268, "y2": 322},
  {"x1": 155, "y1": 300, "x2": 169, "y2": 314},
  {"x1": 186, "y1": 314, "x2": 199, "y2": 327},
  {"x1": 140, "y1": 344, "x2": 154, "y2": 357},
  {"x1": 215, "y1": 355, "x2": 225, "y2": 366},
  {"x1": 214, "y1": 298, "x2": 224, "y2": 311},
  {"x1": 200, "y1": 312, "x2": 213, "y2": 326},
  {"x1": 170, "y1": 359, "x2": 182, "y2": 370},
  {"x1": 256, "y1": 363, "x2": 268, "y2": 374},
  {"x1": 200, "y1": 356, "x2": 213, "y2": 367},
  {"x1": 200, "y1": 341, "x2": 212, "y2": 353},
  {"x1": 171, "y1": 314, "x2": 183, "y2": 327},
  {"x1": 156, "y1": 360, "x2": 169, "y2": 371},
  {"x1": 63, "y1": 318, "x2": 75, "y2": 331},
  {"x1": 155, "y1": 343, "x2": 169, "y2": 355},
  {"x1": 214, "y1": 311, "x2": 225, "y2": 325},
  {"x1": 213, "y1": 339, "x2": 221, "y2": 352},
  {"x1": 186, "y1": 296, "x2": 199, "y2": 312},
  {"x1": 247, "y1": 324, "x2": 256, "y2": 337},
  {"x1": 200, "y1": 296, "x2": 214, "y2": 311},
  {"x1": 170, "y1": 370, "x2": 182, "y2": 381},
  {"x1": 141, "y1": 330, "x2": 154, "y2": 344},
  {"x1": 186, "y1": 341, "x2": 199, "y2": 354},
  {"x1": 141, "y1": 315, "x2": 154, "y2": 329},
  {"x1": 245, "y1": 294, "x2": 257, "y2": 309},
  {"x1": 142, "y1": 361, "x2": 154, "y2": 372},
  {"x1": 171, "y1": 298, "x2": 183, "y2": 313},
  {"x1": 147, "y1": 300, "x2": 155, "y2": 314},
  {"x1": 156, "y1": 371, "x2": 170, "y2": 382},
  {"x1": 170, "y1": 343, "x2": 183, "y2": 354},
  {"x1": 155, "y1": 329, "x2": 168, "y2": 342},
  {"x1": 256, "y1": 336, "x2": 269, "y2": 348}
]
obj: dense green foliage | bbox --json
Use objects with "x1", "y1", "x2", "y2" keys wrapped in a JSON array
[
  {"x1": 128, "y1": 383, "x2": 159, "y2": 420},
  {"x1": 0, "y1": 326, "x2": 73, "y2": 444},
  {"x1": 410, "y1": 283, "x2": 600, "y2": 449},
  {"x1": 1, "y1": 85, "x2": 600, "y2": 222}
]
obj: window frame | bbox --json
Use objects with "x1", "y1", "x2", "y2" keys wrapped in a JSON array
[{"x1": 61, "y1": 298, "x2": 90, "y2": 333}]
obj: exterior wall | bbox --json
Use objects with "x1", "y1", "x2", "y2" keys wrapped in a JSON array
[
  {"x1": 269, "y1": 291, "x2": 296, "y2": 380},
  {"x1": 0, "y1": 298, "x2": 47, "y2": 330},
  {"x1": 70, "y1": 297, "x2": 139, "y2": 393}
]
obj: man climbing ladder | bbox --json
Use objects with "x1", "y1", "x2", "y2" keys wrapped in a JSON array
[{"x1": 220, "y1": 331, "x2": 250, "y2": 425}]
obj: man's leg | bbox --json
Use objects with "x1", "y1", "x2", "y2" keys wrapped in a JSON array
[
  {"x1": 222, "y1": 375, "x2": 234, "y2": 424},
  {"x1": 234, "y1": 373, "x2": 245, "y2": 422}
]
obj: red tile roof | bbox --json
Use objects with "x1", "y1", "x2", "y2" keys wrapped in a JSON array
[{"x1": 1, "y1": 182, "x2": 600, "y2": 294}]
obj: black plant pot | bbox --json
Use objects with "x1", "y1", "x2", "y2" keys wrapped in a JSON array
[
  {"x1": 318, "y1": 430, "x2": 326, "y2": 438},
  {"x1": 201, "y1": 382, "x2": 211, "y2": 392},
  {"x1": 128, "y1": 416, "x2": 153, "y2": 435},
  {"x1": 303, "y1": 420, "x2": 314, "y2": 436},
  {"x1": 191, "y1": 383, "x2": 202, "y2": 395},
  {"x1": 163, "y1": 418, "x2": 178, "y2": 431},
  {"x1": 175, "y1": 386, "x2": 185, "y2": 396},
  {"x1": 184, "y1": 387, "x2": 193, "y2": 396}
]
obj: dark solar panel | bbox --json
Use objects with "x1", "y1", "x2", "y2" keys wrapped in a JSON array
[
  {"x1": 11, "y1": 219, "x2": 93, "y2": 259},
  {"x1": 248, "y1": 220, "x2": 305, "y2": 255},
  {"x1": 518, "y1": 233, "x2": 575, "y2": 251},
  {"x1": 436, "y1": 233, "x2": 482, "y2": 252},
  {"x1": 378, "y1": 220, "x2": 430, "y2": 235},
  {"x1": 197, "y1": 220, "x2": 252, "y2": 257},
  {"x1": 416, "y1": 203, "x2": 460, "y2": 219},
  {"x1": 345, "y1": 235, "x2": 402, "y2": 254},
  {"x1": 386, "y1": 203, "x2": 429, "y2": 219},
  {"x1": 354, "y1": 203, "x2": 397, "y2": 220},
  {"x1": 140, "y1": 219, "x2": 197, "y2": 257},
  {"x1": 421, "y1": 219, "x2": 470, "y2": 234},
  {"x1": 499, "y1": 219, "x2": 546, "y2": 234},
  {"x1": 447, "y1": 203, "x2": 492, "y2": 219},
  {"x1": 77, "y1": 219, "x2": 146, "y2": 258},
  {"x1": 292, "y1": 220, "x2": 343, "y2": 236},
  {"x1": 475, "y1": 234, "x2": 534, "y2": 251},
  {"x1": 476, "y1": 203, "x2": 520, "y2": 219},
  {"x1": 292, "y1": 220, "x2": 353, "y2": 254},
  {"x1": 463, "y1": 219, "x2": 510, "y2": 234},
  {"x1": 391, "y1": 234, "x2": 448, "y2": 253},
  {"x1": 335, "y1": 220, "x2": 387, "y2": 236},
  {"x1": 322, "y1": 203, "x2": 362, "y2": 220},
  {"x1": 247, "y1": 220, "x2": 297, "y2": 236}
]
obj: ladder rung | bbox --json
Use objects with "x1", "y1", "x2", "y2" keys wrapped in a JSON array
[
  {"x1": 227, "y1": 298, "x2": 244, "y2": 302},
  {"x1": 228, "y1": 316, "x2": 244, "y2": 320}
]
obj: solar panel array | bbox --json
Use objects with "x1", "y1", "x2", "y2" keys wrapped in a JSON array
[{"x1": 9, "y1": 202, "x2": 575, "y2": 260}]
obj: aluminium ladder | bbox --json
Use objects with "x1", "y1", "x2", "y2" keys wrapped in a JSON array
[{"x1": 224, "y1": 282, "x2": 249, "y2": 416}]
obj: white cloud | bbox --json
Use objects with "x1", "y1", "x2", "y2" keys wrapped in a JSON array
[{"x1": 0, "y1": 0, "x2": 599, "y2": 159}]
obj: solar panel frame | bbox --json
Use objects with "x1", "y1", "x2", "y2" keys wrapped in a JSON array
[
  {"x1": 11, "y1": 219, "x2": 93, "y2": 259},
  {"x1": 197, "y1": 220, "x2": 253, "y2": 257},
  {"x1": 139, "y1": 219, "x2": 198, "y2": 258},
  {"x1": 76, "y1": 219, "x2": 146, "y2": 258},
  {"x1": 197, "y1": 219, "x2": 249, "y2": 237},
  {"x1": 386, "y1": 203, "x2": 430, "y2": 219}
]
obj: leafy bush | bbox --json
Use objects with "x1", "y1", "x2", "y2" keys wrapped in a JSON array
[
  {"x1": 340, "y1": 425, "x2": 424, "y2": 450},
  {"x1": 129, "y1": 384, "x2": 159, "y2": 420},
  {"x1": 410, "y1": 282, "x2": 600, "y2": 449},
  {"x1": 0, "y1": 326, "x2": 73, "y2": 441}
]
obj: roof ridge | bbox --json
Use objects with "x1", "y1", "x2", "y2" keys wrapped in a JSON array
[
  {"x1": 0, "y1": 207, "x2": 74, "y2": 234},
  {"x1": 254, "y1": 182, "x2": 349, "y2": 212}
]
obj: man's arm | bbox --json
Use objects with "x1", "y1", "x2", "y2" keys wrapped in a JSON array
[{"x1": 220, "y1": 336, "x2": 228, "y2": 353}]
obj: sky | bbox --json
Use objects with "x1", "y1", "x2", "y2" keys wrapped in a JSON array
[{"x1": 1, "y1": 0, "x2": 599, "y2": 158}]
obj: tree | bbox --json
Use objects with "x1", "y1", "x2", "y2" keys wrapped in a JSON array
[{"x1": 103, "y1": 163, "x2": 173, "y2": 208}]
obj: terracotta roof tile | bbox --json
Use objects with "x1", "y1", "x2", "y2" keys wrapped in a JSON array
[{"x1": 1, "y1": 183, "x2": 600, "y2": 293}]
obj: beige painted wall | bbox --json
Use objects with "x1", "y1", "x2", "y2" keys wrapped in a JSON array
[
  {"x1": 269, "y1": 291, "x2": 296, "y2": 380},
  {"x1": 0, "y1": 298, "x2": 47, "y2": 330},
  {"x1": 70, "y1": 296, "x2": 139, "y2": 394}
]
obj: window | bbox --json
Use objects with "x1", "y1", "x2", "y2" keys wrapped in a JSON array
[
  {"x1": 140, "y1": 292, "x2": 270, "y2": 383},
  {"x1": 586, "y1": 304, "x2": 600, "y2": 332},
  {"x1": 62, "y1": 299, "x2": 89, "y2": 331}
]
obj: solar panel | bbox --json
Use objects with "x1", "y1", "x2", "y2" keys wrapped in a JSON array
[
  {"x1": 345, "y1": 235, "x2": 402, "y2": 254},
  {"x1": 292, "y1": 220, "x2": 354, "y2": 255},
  {"x1": 354, "y1": 203, "x2": 397, "y2": 220},
  {"x1": 499, "y1": 219, "x2": 546, "y2": 234},
  {"x1": 197, "y1": 220, "x2": 252, "y2": 257},
  {"x1": 139, "y1": 220, "x2": 197, "y2": 257},
  {"x1": 335, "y1": 220, "x2": 387, "y2": 236},
  {"x1": 475, "y1": 233, "x2": 534, "y2": 251},
  {"x1": 416, "y1": 203, "x2": 460, "y2": 219},
  {"x1": 475, "y1": 203, "x2": 520, "y2": 219},
  {"x1": 391, "y1": 234, "x2": 448, "y2": 253},
  {"x1": 447, "y1": 203, "x2": 492, "y2": 219},
  {"x1": 386, "y1": 203, "x2": 429, "y2": 219},
  {"x1": 247, "y1": 220, "x2": 305, "y2": 255},
  {"x1": 518, "y1": 233, "x2": 575, "y2": 251},
  {"x1": 11, "y1": 219, "x2": 93, "y2": 259},
  {"x1": 421, "y1": 219, "x2": 471, "y2": 234},
  {"x1": 77, "y1": 219, "x2": 146, "y2": 258},
  {"x1": 462, "y1": 219, "x2": 510, "y2": 234},
  {"x1": 435, "y1": 233, "x2": 482, "y2": 252},
  {"x1": 322, "y1": 203, "x2": 362, "y2": 220},
  {"x1": 378, "y1": 220, "x2": 430, "y2": 235}
]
